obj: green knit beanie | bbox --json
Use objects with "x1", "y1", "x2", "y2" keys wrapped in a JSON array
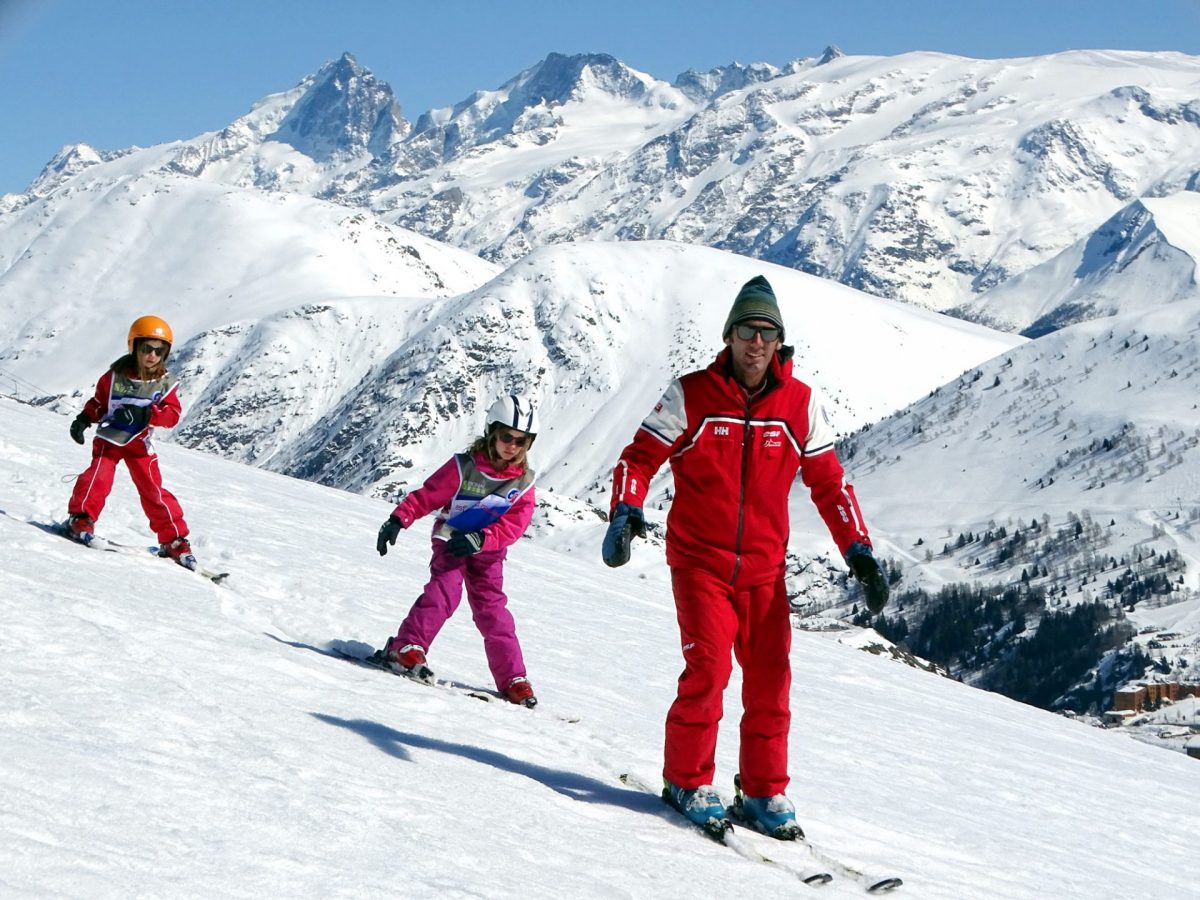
[{"x1": 722, "y1": 275, "x2": 784, "y2": 340}]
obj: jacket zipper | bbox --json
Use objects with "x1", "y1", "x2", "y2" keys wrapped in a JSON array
[{"x1": 730, "y1": 391, "x2": 754, "y2": 586}]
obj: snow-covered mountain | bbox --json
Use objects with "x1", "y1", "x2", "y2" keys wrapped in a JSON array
[
  {"x1": 952, "y1": 192, "x2": 1200, "y2": 336},
  {"x1": 2, "y1": 397, "x2": 1198, "y2": 899},
  {"x1": 4, "y1": 46, "x2": 1200, "y2": 726},
  {"x1": 9, "y1": 48, "x2": 1200, "y2": 319},
  {"x1": 829, "y1": 295, "x2": 1200, "y2": 714},
  {"x1": 0, "y1": 168, "x2": 1018, "y2": 502}
]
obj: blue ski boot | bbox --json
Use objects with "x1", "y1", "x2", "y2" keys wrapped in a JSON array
[
  {"x1": 731, "y1": 773, "x2": 804, "y2": 841},
  {"x1": 662, "y1": 780, "x2": 731, "y2": 840}
]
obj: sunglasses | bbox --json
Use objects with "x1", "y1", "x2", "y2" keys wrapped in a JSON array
[
  {"x1": 733, "y1": 324, "x2": 781, "y2": 342},
  {"x1": 496, "y1": 430, "x2": 530, "y2": 448},
  {"x1": 138, "y1": 342, "x2": 168, "y2": 357}
]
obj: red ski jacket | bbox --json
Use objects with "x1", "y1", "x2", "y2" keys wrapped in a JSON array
[
  {"x1": 611, "y1": 346, "x2": 871, "y2": 586},
  {"x1": 81, "y1": 367, "x2": 182, "y2": 447}
]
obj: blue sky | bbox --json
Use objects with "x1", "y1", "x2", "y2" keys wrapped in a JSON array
[{"x1": 3, "y1": 0, "x2": 1199, "y2": 195}]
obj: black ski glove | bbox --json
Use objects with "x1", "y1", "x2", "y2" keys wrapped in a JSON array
[
  {"x1": 447, "y1": 531, "x2": 484, "y2": 557},
  {"x1": 376, "y1": 515, "x2": 404, "y2": 556},
  {"x1": 69, "y1": 414, "x2": 91, "y2": 445},
  {"x1": 111, "y1": 405, "x2": 150, "y2": 430},
  {"x1": 602, "y1": 503, "x2": 646, "y2": 568},
  {"x1": 845, "y1": 542, "x2": 889, "y2": 615}
]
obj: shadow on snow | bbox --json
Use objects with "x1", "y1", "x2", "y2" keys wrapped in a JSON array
[{"x1": 311, "y1": 712, "x2": 660, "y2": 814}]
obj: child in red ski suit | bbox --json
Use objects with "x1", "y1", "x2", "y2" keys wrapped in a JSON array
[
  {"x1": 66, "y1": 315, "x2": 195, "y2": 568},
  {"x1": 375, "y1": 395, "x2": 539, "y2": 706}
]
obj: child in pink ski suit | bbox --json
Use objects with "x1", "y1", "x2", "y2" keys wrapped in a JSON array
[{"x1": 375, "y1": 395, "x2": 539, "y2": 706}]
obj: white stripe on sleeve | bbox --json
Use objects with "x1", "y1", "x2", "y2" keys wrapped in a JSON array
[
  {"x1": 803, "y1": 388, "x2": 838, "y2": 457},
  {"x1": 639, "y1": 379, "x2": 687, "y2": 447}
]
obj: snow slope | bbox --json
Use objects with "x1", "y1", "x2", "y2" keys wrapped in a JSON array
[
  {"x1": 0, "y1": 170, "x2": 1021, "y2": 502},
  {"x1": 2, "y1": 397, "x2": 1197, "y2": 899}
]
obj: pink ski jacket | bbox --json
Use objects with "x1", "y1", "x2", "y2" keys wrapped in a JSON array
[{"x1": 391, "y1": 451, "x2": 536, "y2": 553}]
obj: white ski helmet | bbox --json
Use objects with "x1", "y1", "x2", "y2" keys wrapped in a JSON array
[{"x1": 486, "y1": 394, "x2": 539, "y2": 437}]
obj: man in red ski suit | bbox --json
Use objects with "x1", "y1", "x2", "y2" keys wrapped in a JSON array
[{"x1": 603, "y1": 274, "x2": 889, "y2": 839}]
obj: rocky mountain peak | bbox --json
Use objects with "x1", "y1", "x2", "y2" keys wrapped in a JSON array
[
  {"x1": 407, "y1": 51, "x2": 658, "y2": 164},
  {"x1": 268, "y1": 51, "x2": 408, "y2": 161},
  {"x1": 817, "y1": 45, "x2": 845, "y2": 65},
  {"x1": 19, "y1": 143, "x2": 106, "y2": 200},
  {"x1": 522, "y1": 51, "x2": 649, "y2": 104},
  {"x1": 673, "y1": 61, "x2": 780, "y2": 101}
]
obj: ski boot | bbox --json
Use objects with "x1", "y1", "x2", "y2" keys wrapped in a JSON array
[
  {"x1": 159, "y1": 537, "x2": 197, "y2": 571},
  {"x1": 66, "y1": 513, "x2": 95, "y2": 546},
  {"x1": 731, "y1": 773, "x2": 804, "y2": 840},
  {"x1": 503, "y1": 676, "x2": 537, "y2": 708},
  {"x1": 376, "y1": 641, "x2": 435, "y2": 684},
  {"x1": 663, "y1": 780, "x2": 731, "y2": 840}
]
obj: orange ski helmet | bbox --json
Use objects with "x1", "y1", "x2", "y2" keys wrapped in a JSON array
[{"x1": 127, "y1": 315, "x2": 173, "y2": 352}]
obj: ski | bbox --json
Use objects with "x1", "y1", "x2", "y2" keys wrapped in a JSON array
[
  {"x1": 802, "y1": 843, "x2": 902, "y2": 895},
  {"x1": 618, "y1": 773, "x2": 833, "y2": 888},
  {"x1": 725, "y1": 774, "x2": 900, "y2": 891},
  {"x1": 725, "y1": 798, "x2": 902, "y2": 893},
  {"x1": 28, "y1": 518, "x2": 230, "y2": 584},
  {"x1": 325, "y1": 642, "x2": 579, "y2": 723},
  {"x1": 138, "y1": 545, "x2": 229, "y2": 584},
  {"x1": 332, "y1": 644, "x2": 464, "y2": 692}
]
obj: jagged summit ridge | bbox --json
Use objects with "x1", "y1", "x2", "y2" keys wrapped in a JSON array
[
  {"x1": 268, "y1": 52, "x2": 408, "y2": 161},
  {"x1": 13, "y1": 47, "x2": 1200, "y2": 325},
  {"x1": 673, "y1": 61, "x2": 781, "y2": 101},
  {"x1": 407, "y1": 51, "x2": 675, "y2": 164}
]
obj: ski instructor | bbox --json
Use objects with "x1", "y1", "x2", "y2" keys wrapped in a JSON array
[{"x1": 602, "y1": 274, "x2": 889, "y2": 840}]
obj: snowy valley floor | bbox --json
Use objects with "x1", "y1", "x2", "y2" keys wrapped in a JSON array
[{"x1": 1, "y1": 398, "x2": 1198, "y2": 900}]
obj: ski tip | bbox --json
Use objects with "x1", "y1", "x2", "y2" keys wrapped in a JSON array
[
  {"x1": 867, "y1": 877, "x2": 904, "y2": 893},
  {"x1": 804, "y1": 873, "x2": 834, "y2": 886}
]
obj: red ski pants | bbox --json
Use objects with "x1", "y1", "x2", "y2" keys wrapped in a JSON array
[
  {"x1": 664, "y1": 567, "x2": 792, "y2": 797},
  {"x1": 68, "y1": 438, "x2": 188, "y2": 544}
]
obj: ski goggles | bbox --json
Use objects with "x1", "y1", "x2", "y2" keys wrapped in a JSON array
[
  {"x1": 733, "y1": 324, "x2": 781, "y2": 342},
  {"x1": 496, "y1": 430, "x2": 531, "y2": 448}
]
